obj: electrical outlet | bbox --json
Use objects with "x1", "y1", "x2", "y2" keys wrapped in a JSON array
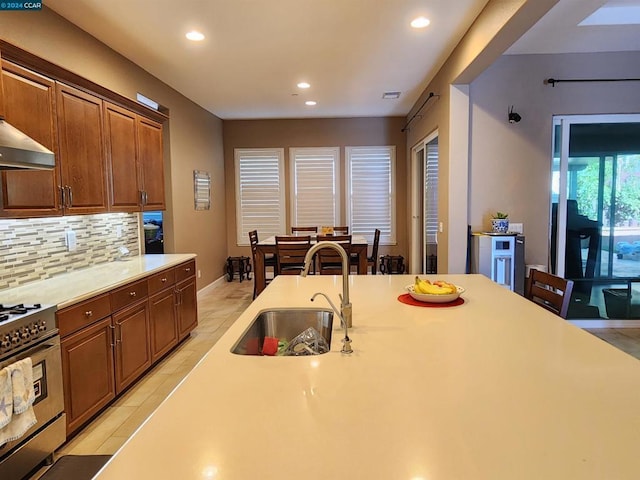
[
  {"x1": 197, "y1": 269, "x2": 201, "y2": 278},
  {"x1": 439, "y1": 222, "x2": 443, "y2": 233},
  {"x1": 116, "y1": 225, "x2": 122, "y2": 238},
  {"x1": 65, "y1": 230, "x2": 77, "y2": 252}
]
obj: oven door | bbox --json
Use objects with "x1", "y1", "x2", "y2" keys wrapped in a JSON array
[{"x1": 0, "y1": 333, "x2": 64, "y2": 457}]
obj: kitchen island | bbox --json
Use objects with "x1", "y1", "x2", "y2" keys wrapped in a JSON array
[{"x1": 94, "y1": 274, "x2": 640, "y2": 479}]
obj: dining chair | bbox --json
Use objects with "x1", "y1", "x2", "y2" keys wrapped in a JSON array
[
  {"x1": 316, "y1": 234, "x2": 352, "y2": 275},
  {"x1": 275, "y1": 235, "x2": 312, "y2": 275},
  {"x1": 291, "y1": 226, "x2": 318, "y2": 235},
  {"x1": 333, "y1": 226, "x2": 349, "y2": 235},
  {"x1": 524, "y1": 269, "x2": 574, "y2": 318},
  {"x1": 249, "y1": 230, "x2": 277, "y2": 299},
  {"x1": 349, "y1": 228, "x2": 380, "y2": 274}
]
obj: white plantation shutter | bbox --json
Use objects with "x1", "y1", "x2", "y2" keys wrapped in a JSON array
[
  {"x1": 290, "y1": 147, "x2": 340, "y2": 228},
  {"x1": 425, "y1": 141, "x2": 439, "y2": 244},
  {"x1": 346, "y1": 146, "x2": 396, "y2": 244},
  {"x1": 235, "y1": 148, "x2": 285, "y2": 245}
]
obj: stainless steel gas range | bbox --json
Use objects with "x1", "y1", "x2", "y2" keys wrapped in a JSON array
[{"x1": 0, "y1": 303, "x2": 65, "y2": 480}]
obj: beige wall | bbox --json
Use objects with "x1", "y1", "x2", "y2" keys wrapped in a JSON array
[
  {"x1": 469, "y1": 51, "x2": 640, "y2": 267},
  {"x1": 404, "y1": 0, "x2": 559, "y2": 273},
  {"x1": 0, "y1": 8, "x2": 227, "y2": 289},
  {"x1": 223, "y1": 117, "x2": 407, "y2": 258}
]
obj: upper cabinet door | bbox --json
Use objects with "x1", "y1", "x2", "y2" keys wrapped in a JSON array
[
  {"x1": 0, "y1": 60, "x2": 61, "y2": 217},
  {"x1": 104, "y1": 102, "x2": 140, "y2": 212},
  {"x1": 137, "y1": 117, "x2": 165, "y2": 211},
  {"x1": 56, "y1": 83, "x2": 108, "y2": 214}
]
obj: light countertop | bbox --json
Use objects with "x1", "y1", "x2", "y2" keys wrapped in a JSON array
[
  {"x1": 0, "y1": 254, "x2": 196, "y2": 309},
  {"x1": 93, "y1": 273, "x2": 640, "y2": 479}
]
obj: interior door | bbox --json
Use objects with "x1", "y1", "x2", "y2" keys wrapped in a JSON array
[{"x1": 410, "y1": 131, "x2": 439, "y2": 274}]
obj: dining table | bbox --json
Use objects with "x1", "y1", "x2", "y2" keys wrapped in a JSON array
[{"x1": 253, "y1": 234, "x2": 369, "y2": 296}]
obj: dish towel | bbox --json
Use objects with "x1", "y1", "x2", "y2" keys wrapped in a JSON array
[
  {"x1": 0, "y1": 358, "x2": 37, "y2": 447},
  {"x1": 0, "y1": 366, "x2": 12, "y2": 429}
]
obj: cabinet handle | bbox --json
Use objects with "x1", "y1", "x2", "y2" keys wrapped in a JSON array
[
  {"x1": 139, "y1": 190, "x2": 145, "y2": 206},
  {"x1": 161, "y1": 278, "x2": 167, "y2": 283},
  {"x1": 66, "y1": 185, "x2": 73, "y2": 208},
  {"x1": 129, "y1": 291, "x2": 136, "y2": 297},
  {"x1": 85, "y1": 310, "x2": 93, "y2": 317},
  {"x1": 175, "y1": 289, "x2": 182, "y2": 306},
  {"x1": 109, "y1": 324, "x2": 116, "y2": 347},
  {"x1": 59, "y1": 186, "x2": 65, "y2": 209},
  {"x1": 185, "y1": 267, "x2": 191, "y2": 272}
]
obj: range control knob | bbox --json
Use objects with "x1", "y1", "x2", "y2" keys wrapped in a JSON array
[
  {"x1": 11, "y1": 333, "x2": 21, "y2": 345},
  {"x1": 1, "y1": 335, "x2": 10, "y2": 349},
  {"x1": 20, "y1": 327, "x2": 31, "y2": 340},
  {"x1": 38, "y1": 320, "x2": 47, "y2": 331}
]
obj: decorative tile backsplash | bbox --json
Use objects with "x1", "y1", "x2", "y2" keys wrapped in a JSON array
[{"x1": 0, "y1": 213, "x2": 140, "y2": 291}]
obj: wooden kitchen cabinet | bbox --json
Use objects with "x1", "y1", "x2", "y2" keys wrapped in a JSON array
[
  {"x1": 60, "y1": 316, "x2": 116, "y2": 436},
  {"x1": 112, "y1": 300, "x2": 152, "y2": 394},
  {"x1": 0, "y1": 60, "x2": 60, "y2": 217},
  {"x1": 149, "y1": 287, "x2": 179, "y2": 363},
  {"x1": 56, "y1": 82, "x2": 109, "y2": 214},
  {"x1": 176, "y1": 276, "x2": 198, "y2": 340},
  {"x1": 104, "y1": 102, "x2": 139, "y2": 212},
  {"x1": 104, "y1": 102, "x2": 166, "y2": 212},
  {"x1": 137, "y1": 116, "x2": 165, "y2": 211},
  {"x1": 57, "y1": 259, "x2": 195, "y2": 437}
]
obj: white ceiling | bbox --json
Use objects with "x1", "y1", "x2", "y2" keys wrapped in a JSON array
[{"x1": 45, "y1": 0, "x2": 640, "y2": 120}]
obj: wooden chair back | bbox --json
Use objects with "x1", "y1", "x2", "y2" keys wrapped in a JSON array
[
  {"x1": 275, "y1": 235, "x2": 312, "y2": 275},
  {"x1": 316, "y1": 234, "x2": 352, "y2": 274},
  {"x1": 332, "y1": 226, "x2": 349, "y2": 234},
  {"x1": 524, "y1": 269, "x2": 574, "y2": 318},
  {"x1": 368, "y1": 229, "x2": 381, "y2": 274},
  {"x1": 291, "y1": 226, "x2": 318, "y2": 235},
  {"x1": 249, "y1": 230, "x2": 276, "y2": 298}
]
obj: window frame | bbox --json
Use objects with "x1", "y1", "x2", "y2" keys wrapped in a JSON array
[
  {"x1": 234, "y1": 148, "x2": 286, "y2": 246},
  {"x1": 289, "y1": 146, "x2": 341, "y2": 229},
  {"x1": 345, "y1": 145, "x2": 396, "y2": 245}
]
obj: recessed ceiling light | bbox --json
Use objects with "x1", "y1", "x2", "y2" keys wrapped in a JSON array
[
  {"x1": 382, "y1": 91, "x2": 401, "y2": 100},
  {"x1": 410, "y1": 16, "x2": 430, "y2": 28},
  {"x1": 297, "y1": 82, "x2": 311, "y2": 89},
  {"x1": 186, "y1": 30, "x2": 205, "y2": 41},
  {"x1": 305, "y1": 100, "x2": 317, "y2": 106}
]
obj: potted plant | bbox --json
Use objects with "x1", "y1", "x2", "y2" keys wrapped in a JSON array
[{"x1": 491, "y1": 212, "x2": 509, "y2": 233}]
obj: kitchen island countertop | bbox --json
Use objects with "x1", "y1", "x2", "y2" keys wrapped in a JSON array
[
  {"x1": 91, "y1": 273, "x2": 640, "y2": 479},
  {"x1": 0, "y1": 254, "x2": 196, "y2": 309}
]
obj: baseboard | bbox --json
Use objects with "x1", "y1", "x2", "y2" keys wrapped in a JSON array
[
  {"x1": 197, "y1": 275, "x2": 228, "y2": 298},
  {"x1": 570, "y1": 319, "x2": 640, "y2": 328}
]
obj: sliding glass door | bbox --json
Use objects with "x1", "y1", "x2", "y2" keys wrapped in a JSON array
[{"x1": 552, "y1": 115, "x2": 640, "y2": 321}]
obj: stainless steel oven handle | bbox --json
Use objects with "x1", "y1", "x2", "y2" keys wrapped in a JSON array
[{"x1": 0, "y1": 337, "x2": 60, "y2": 369}]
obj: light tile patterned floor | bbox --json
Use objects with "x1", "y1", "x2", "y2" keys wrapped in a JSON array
[{"x1": 30, "y1": 278, "x2": 253, "y2": 479}]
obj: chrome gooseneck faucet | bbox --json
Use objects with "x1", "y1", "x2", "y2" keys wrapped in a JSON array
[{"x1": 301, "y1": 241, "x2": 353, "y2": 354}]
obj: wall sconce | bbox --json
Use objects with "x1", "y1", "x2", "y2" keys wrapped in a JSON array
[{"x1": 508, "y1": 106, "x2": 522, "y2": 123}]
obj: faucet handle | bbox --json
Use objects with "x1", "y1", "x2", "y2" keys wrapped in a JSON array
[{"x1": 341, "y1": 336, "x2": 353, "y2": 354}]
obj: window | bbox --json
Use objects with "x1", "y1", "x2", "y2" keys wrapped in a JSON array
[
  {"x1": 289, "y1": 147, "x2": 340, "y2": 228},
  {"x1": 346, "y1": 146, "x2": 396, "y2": 244},
  {"x1": 235, "y1": 148, "x2": 285, "y2": 245}
]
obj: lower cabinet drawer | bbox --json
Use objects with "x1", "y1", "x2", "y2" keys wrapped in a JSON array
[
  {"x1": 175, "y1": 260, "x2": 196, "y2": 282},
  {"x1": 110, "y1": 279, "x2": 148, "y2": 311},
  {"x1": 148, "y1": 268, "x2": 176, "y2": 295},
  {"x1": 57, "y1": 294, "x2": 111, "y2": 337}
]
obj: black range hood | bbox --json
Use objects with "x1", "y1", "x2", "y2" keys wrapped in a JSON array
[{"x1": 0, "y1": 119, "x2": 55, "y2": 170}]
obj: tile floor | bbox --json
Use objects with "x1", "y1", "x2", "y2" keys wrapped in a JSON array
[{"x1": 29, "y1": 278, "x2": 639, "y2": 478}]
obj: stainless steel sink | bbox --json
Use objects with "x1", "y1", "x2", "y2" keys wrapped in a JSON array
[{"x1": 231, "y1": 308, "x2": 334, "y2": 356}]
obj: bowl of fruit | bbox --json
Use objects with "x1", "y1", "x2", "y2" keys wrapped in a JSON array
[{"x1": 406, "y1": 277, "x2": 465, "y2": 303}]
